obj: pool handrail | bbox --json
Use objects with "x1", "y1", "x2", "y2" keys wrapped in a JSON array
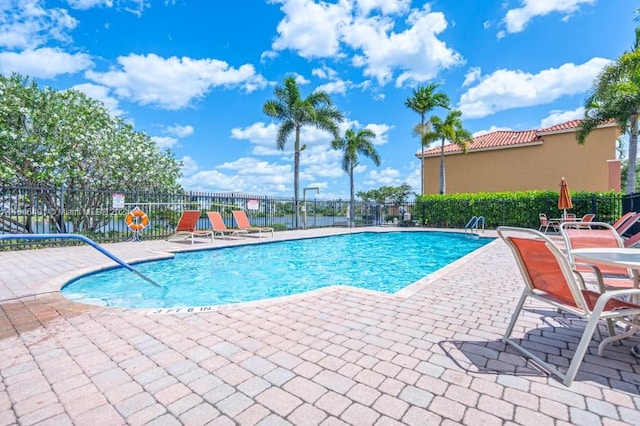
[
  {"x1": 0, "y1": 233, "x2": 164, "y2": 288},
  {"x1": 464, "y1": 216, "x2": 485, "y2": 233}
]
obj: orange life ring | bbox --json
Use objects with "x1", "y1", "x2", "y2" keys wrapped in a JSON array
[{"x1": 125, "y1": 209, "x2": 149, "y2": 231}]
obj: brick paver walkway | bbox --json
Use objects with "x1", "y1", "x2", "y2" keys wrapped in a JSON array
[{"x1": 1, "y1": 227, "x2": 639, "y2": 425}]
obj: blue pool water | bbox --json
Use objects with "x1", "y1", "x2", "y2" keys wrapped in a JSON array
[{"x1": 62, "y1": 231, "x2": 492, "y2": 309}]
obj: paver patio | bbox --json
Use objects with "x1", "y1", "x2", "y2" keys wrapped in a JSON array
[{"x1": 1, "y1": 227, "x2": 640, "y2": 425}]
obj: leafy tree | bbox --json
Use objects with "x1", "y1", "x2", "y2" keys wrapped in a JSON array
[
  {"x1": 405, "y1": 84, "x2": 450, "y2": 195},
  {"x1": 357, "y1": 184, "x2": 414, "y2": 205},
  {"x1": 577, "y1": 18, "x2": 640, "y2": 194},
  {"x1": 263, "y1": 76, "x2": 344, "y2": 228},
  {"x1": 423, "y1": 110, "x2": 472, "y2": 195},
  {"x1": 0, "y1": 73, "x2": 182, "y2": 232},
  {"x1": 331, "y1": 128, "x2": 381, "y2": 226},
  {"x1": 620, "y1": 158, "x2": 640, "y2": 192}
]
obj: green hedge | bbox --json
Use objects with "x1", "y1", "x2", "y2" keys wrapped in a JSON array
[{"x1": 413, "y1": 191, "x2": 622, "y2": 230}]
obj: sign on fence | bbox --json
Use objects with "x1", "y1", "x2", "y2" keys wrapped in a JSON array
[
  {"x1": 112, "y1": 193, "x2": 125, "y2": 209},
  {"x1": 247, "y1": 199, "x2": 259, "y2": 211}
]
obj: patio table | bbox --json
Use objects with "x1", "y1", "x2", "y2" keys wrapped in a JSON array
[
  {"x1": 572, "y1": 247, "x2": 640, "y2": 355},
  {"x1": 550, "y1": 217, "x2": 577, "y2": 223}
]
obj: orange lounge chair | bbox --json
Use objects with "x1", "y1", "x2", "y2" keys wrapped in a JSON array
[
  {"x1": 207, "y1": 212, "x2": 248, "y2": 239},
  {"x1": 580, "y1": 213, "x2": 596, "y2": 223},
  {"x1": 613, "y1": 211, "x2": 640, "y2": 237},
  {"x1": 167, "y1": 210, "x2": 213, "y2": 244},
  {"x1": 497, "y1": 226, "x2": 640, "y2": 386},
  {"x1": 612, "y1": 211, "x2": 636, "y2": 230},
  {"x1": 624, "y1": 230, "x2": 640, "y2": 248},
  {"x1": 231, "y1": 210, "x2": 274, "y2": 237},
  {"x1": 538, "y1": 213, "x2": 560, "y2": 234}
]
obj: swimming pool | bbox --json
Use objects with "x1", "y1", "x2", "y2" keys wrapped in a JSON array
[{"x1": 62, "y1": 231, "x2": 492, "y2": 309}]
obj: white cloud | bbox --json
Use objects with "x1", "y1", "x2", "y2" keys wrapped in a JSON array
[
  {"x1": 66, "y1": 0, "x2": 156, "y2": 12},
  {"x1": 316, "y1": 79, "x2": 350, "y2": 95},
  {"x1": 228, "y1": 117, "x2": 391, "y2": 194},
  {"x1": 539, "y1": 106, "x2": 584, "y2": 128},
  {"x1": 85, "y1": 53, "x2": 268, "y2": 110},
  {"x1": 291, "y1": 72, "x2": 310, "y2": 85},
  {"x1": 230, "y1": 122, "x2": 282, "y2": 156},
  {"x1": 364, "y1": 123, "x2": 393, "y2": 145},
  {"x1": 232, "y1": 119, "x2": 346, "y2": 157},
  {"x1": 151, "y1": 136, "x2": 179, "y2": 149},
  {"x1": 217, "y1": 157, "x2": 290, "y2": 176},
  {"x1": 179, "y1": 169, "x2": 248, "y2": 193},
  {"x1": 459, "y1": 57, "x2": 611, "y2": 119},
  {"x1": 270, "y1": 1, "x2": 463, "y2": 87},
  {"x1": 196, "y1": 157, "x2": 293, "y2": 194},
  {"x1": 364, "y1": 166, "x2": 402, "y2": 186},
  {"x1": 356, "y1": 0, "x2": 411, "y2": 16},
  {"x1": 179, "y1": 156, "x2": 294, "y2": 195},
  {"x1": 502, "y1": 0, "x2": 596, "y2": 34},
  {"x1": 301, "y1": 147, "x2": 344, "y2": 180},
  {"x1": 0, "y1": 47, "x2": 93, "y2": 78},
  {"x1": 165, "y1": 124, "x2": 194, "y2": 138},
  {"x1": 0, "y1": 0, "x2": 78, "y2": 50},
  {"x1": 472, "y1": 125, "x2": 512, "y2": 137},
  {"x1": 66, "y1": 0, "x2": 114, "y2": 9},
  {"x1": 462, "y1": 66, "x2": 481, "y2": 87},
  {"x1": 344, "y1": 4, "x2": 464, "y2": 86},
  {"x1": 312, "y1": 65, "x2": 339, "y2": 80},
  {"x1": 180, "y1": 155, "x2": 199, "y2": 176},
  {"x1": 260, "y1": 50, "x2": 278, "y2": 63},
  {"x1": 271, "y1": 0, "x2": 353, "y2": 58},
  {"x1": 70, "y1": 82, "x2": 124, "y2": 117}
]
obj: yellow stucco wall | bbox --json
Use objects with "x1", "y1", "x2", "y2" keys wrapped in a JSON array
[{"x1": 421, "y1": 125, "x2": 620, "y2": 194}]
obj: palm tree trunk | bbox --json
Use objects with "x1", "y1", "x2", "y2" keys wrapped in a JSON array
[
  {"x1": 420, "y1": 115, "x2": 425, "y2": 195},
  {"x1": 439, "y1": 139, "x2": 445, "y2": 195},
  {"x1": 294, "y1": 127, "x2": 301, "y2": 229},
  {"x1": 628, "y1": 113, "x2": 639, "y2": 194},
  {"x1": 349, "y1": 168, "x2": 355, "y2": 228}
]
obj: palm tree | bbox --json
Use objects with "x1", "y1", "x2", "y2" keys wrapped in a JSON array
[
  {"x1": 577, "y1": 23, "x2": 640, "y2": 194},
  {"x1": 405, "y1": 84, "x2": 450, "y2": 195},
  {"x1": 263, "y1": 76, "x2": 344, "y2": 228},
  {"x1": 331, "y1": 128, "x2": 381, "y2": 227},
  {"x1": 423, "y1": 110, "x2": 472, "y2": 195}
]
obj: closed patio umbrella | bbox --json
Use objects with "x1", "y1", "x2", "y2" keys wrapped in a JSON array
[{"x1": 558, "y1": 177, "x2": 573, "y2": 218}]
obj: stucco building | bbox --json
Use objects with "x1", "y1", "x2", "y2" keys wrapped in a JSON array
[{"x1": 416, "y1": 120, "x2": 621, "y2": 194}]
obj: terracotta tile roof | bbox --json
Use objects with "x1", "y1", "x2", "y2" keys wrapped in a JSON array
[
  {"x1": 537, "y1": 119, "x2": 583, "y2": 134},
  {"x1": 417, "y1": 119, "x2": 583, "y2": 158}
]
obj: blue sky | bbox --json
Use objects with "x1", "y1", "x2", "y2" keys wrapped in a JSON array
[{"x1": 0, "y1": 0, "x2": 635, "y2": 199}]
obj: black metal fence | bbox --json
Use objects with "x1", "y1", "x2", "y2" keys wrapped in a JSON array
[
  {"x1": 622, "y1": 192, "x2": 640, "y2": 236},
  {"x1": 0, "y1": 184, "x2": 626, "y2": 249},
  {"x1": 0, "y1": 184, "x2": 383, "y2": 249}
]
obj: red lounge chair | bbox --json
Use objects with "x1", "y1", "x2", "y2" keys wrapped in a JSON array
[
  {"x1": 231, "y1": 210, "x2": 274, "y2": 237},
  {"x1": 167, "y1": 210, "x2": 213, "y2": 244},
  {"x1": 497, "y1": 226, "x2": 640, "y2": 386},
  {"x1": 207, "y1": 212, "x2": 248, "y2": 239}
]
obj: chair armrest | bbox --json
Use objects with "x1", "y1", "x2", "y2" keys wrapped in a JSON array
[{"x1": 573, "y1": 262, "x2": 607, "y2": 293}]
